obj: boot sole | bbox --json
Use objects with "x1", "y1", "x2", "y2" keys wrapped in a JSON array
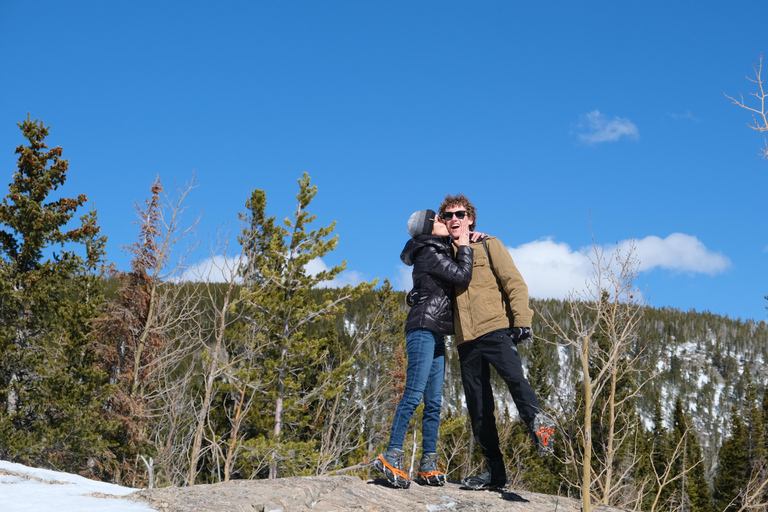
[
  {"x1": 460, "y1": 483, "x2": 509, "y2": 491},
  {"x1": 460, "y1": 478, "x2": 509, "y2": 491},
  {"x1": 534, "y1": 414, "x2": 556, "y2": 457},
  {"x1": 416, "y1": 471, "x2": 446, "y2": 486}
]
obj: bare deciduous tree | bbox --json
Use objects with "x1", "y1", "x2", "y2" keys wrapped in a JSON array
[
  {"x1": 725, "y1": 53, "x2": 768, "y2": 160},
  {"x1": 731, "y1": 470, "x2": 768, "y2": 512},
  {"x1": 315, "y1": 283, "x2": 404, "y2": 475},
  {"x1": 648, "y1": 427, "x2": 703, "y2": 512},
  {"x1": 436, "y1": 412, "x2": 474, "y2": 482},
  {"x1": 95, "y1": 176, "x2": 201, "y2": 485},
  {"x1": 185, "y1": 231, "x2": 258, "y2": 485},
  {"x1": 539, "y1": 237, "x2": 649, "y2": 512}
]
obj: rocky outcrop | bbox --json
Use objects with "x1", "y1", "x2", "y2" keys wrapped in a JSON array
[{"x1": 125, "y1": 475, "x2": 628, "y2": 512}]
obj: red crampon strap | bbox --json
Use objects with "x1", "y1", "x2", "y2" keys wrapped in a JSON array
[
  {"x1": 377, "y1": 455, "x2": 410, "y2": 480},
  {"x1": 418, "y1": 470, "x2": 444, "y2": 479},
  {"x1": 536, "y1": 426, "x2": 555, "y2": 446}
]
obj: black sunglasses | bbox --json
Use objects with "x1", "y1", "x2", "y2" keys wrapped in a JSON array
[{"x1": 441, "y1": 210, "x2": 467, "y2": 221}]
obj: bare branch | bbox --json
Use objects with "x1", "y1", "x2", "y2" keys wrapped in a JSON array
[{"x1": 725, "y1": 53, "x2": 768, "y2": 160}]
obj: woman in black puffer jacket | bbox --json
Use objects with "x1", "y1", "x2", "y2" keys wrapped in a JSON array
[{"x1": 374, "y1": 209, "x2": 473, "y2": 489}]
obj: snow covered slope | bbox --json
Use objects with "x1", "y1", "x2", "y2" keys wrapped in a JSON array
[{"x1": 0, "y1": 460, "x2": 153, "y2": 512}]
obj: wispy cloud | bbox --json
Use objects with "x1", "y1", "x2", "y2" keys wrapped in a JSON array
[
  {"x1": 178, "y1": 256, "x2": 366, "y2": 287},
  {"x1": 575, "y1": 110, "x2": 639, "y2": 144},
  {"x1": 669, "y1": 110, "x2": 700, "y2": 122},
  {"x1": 305, "y1": 258, "x2": 368, "y2": 288},
  {"x1": 509, "y1": 234, "x2": 730, "y2": 300},
  {"x1": 394, "y1": 264, "x2": 413, "y2": 291},
  {"x1": 177, "y1": 255, "x2": 245, "y2": 283}
]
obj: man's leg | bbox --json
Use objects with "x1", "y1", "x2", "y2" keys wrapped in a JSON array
[
  {"x1": 478, "y1": 329, "x2": 542, "y2": 428},
  {"x1": 478, "y1": 329, "x2": 555, "y2": 456},
  {"x1": 458, "y1": 340, "x2": 507, "y2": 489}
]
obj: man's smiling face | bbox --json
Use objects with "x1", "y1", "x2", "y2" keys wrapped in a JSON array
[{"x1": 441, "y1": 205, "x2": 474, "y2": 241}]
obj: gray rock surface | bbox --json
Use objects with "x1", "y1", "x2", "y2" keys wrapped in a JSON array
[{"x1": 123, "y1": 476, "x2": 629, "y2": 512}]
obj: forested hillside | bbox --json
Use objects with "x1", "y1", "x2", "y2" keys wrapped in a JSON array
[
  {"x1": 297, "y1": 289, "x2": 768, "y2": 512},
  {"x1": 1, "y1": 117, "x2": 767, "y2": 512},
  {"x1": 336, "y1": 291, "x2": 768, "y2": 511}
]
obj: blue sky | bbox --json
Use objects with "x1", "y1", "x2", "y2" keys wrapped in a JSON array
[{"x1": 1, "y1": 1, "x2": 766, "y2": 322}]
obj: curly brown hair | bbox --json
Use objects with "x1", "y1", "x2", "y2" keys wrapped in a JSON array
[{"x1": 438, "y1": 194, "x2": 477, "y2": 231}]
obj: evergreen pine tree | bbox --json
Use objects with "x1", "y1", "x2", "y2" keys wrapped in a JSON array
[
  {"x1": 713, "y1": 407, "x2": 750, "y2": 512},
  {"x1": 236, "y1": 173, "x2": 375, "y2": 479},
  {"x1": 627, "y1": 417, "x2": 655, "y2": 510},
  {"x1": 670, "y1": 396, "x2": 712, "y2": 512},
  {"x1": 644, "y1": 394, "x2": 671, "y2": 511},
  {"x1": 762, "y1": 381, "x2": 768, "y2": 454},
  {"x1": 526, "y1": 331, "x2": 553, "y2": 403},
  {"x1": 516, "y1": 331, "x2": 561, "y2": 493},
  {"x1": 743, "y1": 369, "x2": 765, "y2": 465},
  {"x1": 0, "y1": 116, "x2": 112, "y2": 474},
  {"x1": 742, "y1": 371, "x2": 767, "y2": 510}
]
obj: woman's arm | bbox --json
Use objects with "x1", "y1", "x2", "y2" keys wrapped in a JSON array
[{"x1": 422, "y1": 244, "x2": 473, "y2": 288}]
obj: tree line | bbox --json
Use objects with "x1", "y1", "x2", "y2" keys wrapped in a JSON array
[{"x1": 1, "y1": 117, "x2": 768, "y2": 512}]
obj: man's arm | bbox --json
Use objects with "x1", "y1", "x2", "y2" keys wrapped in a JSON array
[{"x1": 486, "y1": 237, "x2": 534, "y2": 327}]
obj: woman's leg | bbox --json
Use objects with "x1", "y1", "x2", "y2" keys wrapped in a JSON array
[
  {"x1": 420, "y1": 334, "x2": 445, "y2": 454},
  {"x1": 387, "y1": 329, "x2": 437, "y2": 450}
]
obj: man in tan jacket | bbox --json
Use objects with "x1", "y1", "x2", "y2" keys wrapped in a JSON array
[{"x1": 439, "y1": 194, "x2": 555, "y2": 491}]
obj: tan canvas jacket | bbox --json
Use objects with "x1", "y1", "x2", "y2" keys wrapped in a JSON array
[{"x1": 453, "y1": 236, "x2": 534, "y2": 344}]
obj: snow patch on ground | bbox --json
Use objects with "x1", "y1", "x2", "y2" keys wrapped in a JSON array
[
  {"x1": 0, "y1": 460, "x2": 152, "y2": 512},
  {"x1": 344, "y1": 318, "x2": 358, "y2": 335},
  {"x1": 675, "y1": 341, "x2": 698, "y2": 356}
]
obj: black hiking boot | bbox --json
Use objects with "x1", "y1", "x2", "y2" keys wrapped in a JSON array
[
  {"x1": 374, "y1": 448, "x2": 411, "y2": 489},
  {"x1": 415, "y1": 452, "x2": 446, "y2": 486},
  {"x1": 532, "y1": 412, "x2": 556, "y2": 457},
  {"x1": 460, "y1": 458, "x2": 509, "y2": 490}
]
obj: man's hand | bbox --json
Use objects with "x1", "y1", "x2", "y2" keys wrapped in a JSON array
[{"x1": 511, "y1": 327, "x2": 532, "y2": 344}]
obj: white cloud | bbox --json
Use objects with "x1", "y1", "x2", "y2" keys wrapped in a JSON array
[
  {"x1": 305, "y1": 257, "x2": 368, "y2": 288},
  {"x1": 508, "y1": 234, "x2": 730, "y2": 300},
  {"x1": 394, "y1": 264, "x2": 413, "y2": 291},
  {"x1": 177, "y1": 256, "x2": 366, "y2": 287},
  {"x1": 619, "y1": 233, "x2": 730, "y2": 276},
  {"x1": 305, "y1": 258, "x2": 329, "y2": 276},
  {"x1": 509, "y1": 239, "x2": 593, "y2": 299},
  {"x1": 177, "y1": 255, "x2": 244, "y2": 283},
  {"x1": 575, "y1": 109, "x2": 639, "y2": 144}
]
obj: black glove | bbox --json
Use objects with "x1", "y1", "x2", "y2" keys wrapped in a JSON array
[
  {"x1": 511, "y1": 327, "x2": 532, "y2": 344},
  {"x1": 406, "y1": 289, "x2": 429, "y2": 307}
]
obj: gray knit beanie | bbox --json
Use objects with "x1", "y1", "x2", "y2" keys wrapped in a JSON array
[{"x1": 407, "y1": 209, "x2": 436, "y2": 238}]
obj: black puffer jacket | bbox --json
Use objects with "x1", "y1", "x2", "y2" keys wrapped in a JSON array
[{"x1": 401, "y1": 235, "x2": 473, "y2": 335}]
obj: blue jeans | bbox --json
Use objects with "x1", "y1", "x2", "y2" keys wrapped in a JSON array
[{"x1": 387, "y1": 329, "x2": 445, "y2": 454}]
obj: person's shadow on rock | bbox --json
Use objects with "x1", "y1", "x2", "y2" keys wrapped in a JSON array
[
  {"x1": 369, "y1": 478, "x2": 408, "y2": 489},
  {"x1": 501, "y1": 491, "x2": 528, "y2": 502}
]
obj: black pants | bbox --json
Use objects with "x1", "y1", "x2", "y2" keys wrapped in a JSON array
[{"x1": 458, "y1": 328, "x2": 542, "y2": 462}]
